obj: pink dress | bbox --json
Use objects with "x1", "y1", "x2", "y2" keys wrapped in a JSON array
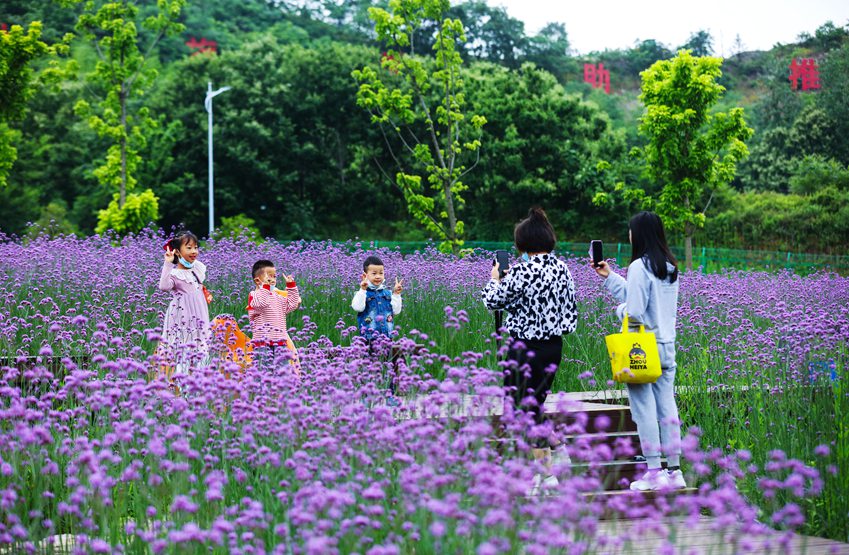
[{"x1": 158, "y1": 261, "x2": 211, "y2": 373}]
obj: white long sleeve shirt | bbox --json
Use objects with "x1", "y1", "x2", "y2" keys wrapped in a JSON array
[{"x1": 351, "y1": 288, "x2": 402, "y2": 314}]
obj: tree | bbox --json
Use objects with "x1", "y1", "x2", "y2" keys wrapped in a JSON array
[
  {"x1": 462, "y1": 61, "x2": 623, "y2": 239},
  {"x1": 624, "y1": 39, "x2": 673, "y2": 74},
  {"x1": 353, "y1": 0, "x2": 486, "y2": 252},
  {"x1": 525, "y1": 23, "x2": 577, "y2": 79},
  {"x1": 678, "y1": 30, "x2": 714, "y2": 57},
  {"x1": 611, "y1": 50, "x2": 753, "y2": 270},
  {"x1": 0, "y1": 22, "x2": 68, "y2": 187},
  {"x1": 818, "y1": 43, "x2": 849, "y2": 164},
  {"x1": 450, "y1": 1, "x2": 527, "y2": 68},
  {"x1": 147, "y1": 38, "x2": 398, "y2": 239},
  {"x1": 95, "y1": 189, "x2": 159, "y2": 235},
  {"x1": 60, "y1": 0, "x2": 185, "y2": 234}
]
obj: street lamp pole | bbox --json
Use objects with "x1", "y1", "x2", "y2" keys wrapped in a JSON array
[{"x1": 205, "y1": 81, "x2": 231, "y2": 238}]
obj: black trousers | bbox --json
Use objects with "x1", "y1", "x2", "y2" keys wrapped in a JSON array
[{"x1": 503, "y1": 336, "x2": 563, "y2": 448}]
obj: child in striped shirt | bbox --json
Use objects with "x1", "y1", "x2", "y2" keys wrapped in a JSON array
[{"x1": 248, "y1": 259, "x2": 301, "y2": 374}]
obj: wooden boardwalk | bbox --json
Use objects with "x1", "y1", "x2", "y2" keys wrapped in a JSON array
[
  {"x1": 595, "y1": 516, "x2": 849, "y2": 554},
  {"x1": 397, "y1": 390, "x2": 849, "y2": 554}
]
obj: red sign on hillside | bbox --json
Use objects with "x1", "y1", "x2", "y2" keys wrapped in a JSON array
[
  {"x1": 583, "y1": 63, "x2": 611, "y2": 94},
  {"x1": 788, "y1": 58, "x2": 820, "y2": 91},
  {"x1": 186, "y1": 37, "x2": 218, "y2": 56}
]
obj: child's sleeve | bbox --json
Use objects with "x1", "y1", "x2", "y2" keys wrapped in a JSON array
[
  {"x1": 158, "y1": 263, "x2": 176, "y2": 291},
  {"x1": 284, "y1": 279, "x2": 300, "y2": 313},
  {"x1": 249, "y1": 285, "x2": 273, "y2": 310},
  {"x1": 391, "y1": 293, "x2": 402, "y2": 315},
  {"x1": 351, "y1": 290, "x2": 367, "y2": 312}
]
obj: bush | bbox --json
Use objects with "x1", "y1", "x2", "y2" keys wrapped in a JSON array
[
  {"x1": 95, "y1": 189, "x2": 160, "y2": 235},
  {"x1": 214, "y1": 213, "x2": 263, "y2": 244}
]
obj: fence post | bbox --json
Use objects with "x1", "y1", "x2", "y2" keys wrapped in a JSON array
[
  {"x1": 617, "y1": 243, "x2": 622, "y2": 266},
  {"x1": 787, "y1": 251, "x2": 792, "y2": 269},
  {"x1": 701, "y1": 247, "x2": 706, "y2": 270}
]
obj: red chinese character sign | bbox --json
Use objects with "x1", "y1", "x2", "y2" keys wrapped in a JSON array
[
  {"x1": 788, "y1": 58, "x2": 820, "y2": 91},
  {"x1": 584, "y1": 63, "x2": 611, "y2": 94},
  {"x1": 186, "y1": 37, "x2": 218, "y2": 56}
]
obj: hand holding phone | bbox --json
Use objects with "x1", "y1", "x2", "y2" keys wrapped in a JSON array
[
  {"x1": 590, "y1": 240, "x2": 603, "y2": 268},
  {"x1": 494, "y1": 249, "x2": 510, "y2": 279}
]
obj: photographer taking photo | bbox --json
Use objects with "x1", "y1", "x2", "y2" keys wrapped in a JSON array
[{"x1": 481, "y1": 207, "x2": 578, "y2": 495}]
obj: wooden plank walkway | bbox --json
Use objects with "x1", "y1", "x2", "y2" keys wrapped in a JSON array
[{"x1": 595, "y1": 516, "x2": 849, "y2": 554}]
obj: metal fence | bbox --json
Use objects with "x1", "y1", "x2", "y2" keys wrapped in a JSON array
[{"x1": 325, "y1": 240, "x2": 849, "y2": 275}]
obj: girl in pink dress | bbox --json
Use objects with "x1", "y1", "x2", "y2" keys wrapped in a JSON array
[{"x1": 157, "y1": 231, "x2": 211, "y2": 377}]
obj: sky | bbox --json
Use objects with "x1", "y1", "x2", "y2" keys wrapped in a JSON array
[{"x1": 491, "y1": 0, "x2": 849, "y2": 55}]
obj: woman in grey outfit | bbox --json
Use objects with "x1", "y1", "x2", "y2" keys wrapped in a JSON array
[{"x1": 593, "y1": 211, "x2": 687, "y2": 491}]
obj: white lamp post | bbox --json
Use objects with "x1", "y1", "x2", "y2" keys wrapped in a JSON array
[{"x1": 205, "y1": 81, "x2": 231, "y2": 238}]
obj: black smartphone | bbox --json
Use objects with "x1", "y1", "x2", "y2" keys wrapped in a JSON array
[
  {"x1": 590, "y1": 240, "x2": 603, "y2": 268},
  {"x1": 495, "y1": 249, "x2": 510, "y2": 278}
]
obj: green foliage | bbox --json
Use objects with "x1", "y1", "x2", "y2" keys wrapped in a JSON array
[
  {"x1": 62, "y1": 0, "x2": 185, "y2": 209},
  {"x1": 789, "y1": 155, "x2": 849, "y2": 196},
  {"x1": 147, "y1": 37, "x2": 398, "y2": 240},
  {"x1": 817, "y1": 43, "x2": 849, "y2": 164},
  {"x1": 95, "y1": 189, "x2": 159, "y2": 235},
  {"x1": 632, "y1": 50, "x2": 753, "y2": 268},
  {"x1": 215, "y1": 213, "x2": 263, "y2": 244},
  {"x1": 462, "y1": 61, "x2": 624, "y2": 239},
  {"x1": 707, "y1": 188, "x2": 849, "y2": 253},
  {"x1": 677, "y1": 30, "x2": 714, "y2": 57},
  {"x1": 450, "y1": 0, "x2": 526, "y2": 68},
  {"x1": 23, "y1": 200, "x2": 79, "y2": 239},
  {"x1": 353, "y1": 0, "x2": 486, "y2": 253},
  {"x1": 740, "y1": 104, "x2": 839, "y2": 193},
  {"x1": 0, "y1": 21, "x2": 70, "y2": 187}
]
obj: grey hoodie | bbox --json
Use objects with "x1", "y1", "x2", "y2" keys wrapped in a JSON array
[{"x1": 604, "y1": 257, "x2": 679, "y2": 368}]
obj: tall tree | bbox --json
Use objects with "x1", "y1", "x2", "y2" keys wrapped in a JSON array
[
  {"x1": 602, "y1": 50, "x2": 753, "y2": 269},
  {"x1": 353, "y1": 0, "x2": 486, "y2": 252},
  {"x1": 59, "y1": 0, "x2": 185, "y2": 233}
]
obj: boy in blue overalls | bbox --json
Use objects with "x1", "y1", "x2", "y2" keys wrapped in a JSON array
[{"x1": 351, "y1": 255, "x2": 403, "y2": 400}]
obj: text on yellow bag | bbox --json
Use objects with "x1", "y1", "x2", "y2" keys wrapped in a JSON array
[{"x1": 605, "y1": 313, "x2": 662, "y2": 384}]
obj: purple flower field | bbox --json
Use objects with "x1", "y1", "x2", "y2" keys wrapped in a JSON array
[{"x1": 0, "y1": 231, "x2": 846, "y2": 553}]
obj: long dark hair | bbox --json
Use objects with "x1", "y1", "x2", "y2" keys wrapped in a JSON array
[
  {"x1": 514, "y1": 207, "x2": 556, "y2": 253},
  {"x1": 629, "y1": 211, "x2": 678, "y2": 283}
]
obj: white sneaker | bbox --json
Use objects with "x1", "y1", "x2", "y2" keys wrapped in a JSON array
[
  {"x1": 528, "y1": 474, "x2": 559, "y2": 496},
  {"x1": 667, "y1": 469, "x2": 687, "y2": 489},
  {"x1": 629, "y1": 469, "x2": 671, "y2": 491}
]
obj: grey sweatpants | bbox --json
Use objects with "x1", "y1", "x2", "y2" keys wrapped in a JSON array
[{"x1": 626, "y1": 342, "x2": 682, "y2": 469}]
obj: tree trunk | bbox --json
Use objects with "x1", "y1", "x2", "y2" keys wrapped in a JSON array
[
  {"x1": 120, "y1": 84, "x2": 127, "y2": 208},
  {"x1": 684, "y1": 233, "x2": 693, "y2": 271},
  {"x1": 444, "y1": 180, "x2": 458, "y2": 253}
]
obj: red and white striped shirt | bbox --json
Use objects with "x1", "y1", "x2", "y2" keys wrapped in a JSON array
[{"x1": 247, "y1": 282, "x2": 301, "y2": 344}]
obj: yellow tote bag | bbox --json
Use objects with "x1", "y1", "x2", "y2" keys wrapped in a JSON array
[{"x1": 605, "y1": 313, "x2": 662, "y2": 384}]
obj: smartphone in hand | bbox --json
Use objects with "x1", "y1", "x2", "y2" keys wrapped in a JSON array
[
  {"x1": 495, "y1": 249, "x2": 510, "y2": 278},
  {"x1": 590, "y1": 240, "x2": 603, "y2": 268}
]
